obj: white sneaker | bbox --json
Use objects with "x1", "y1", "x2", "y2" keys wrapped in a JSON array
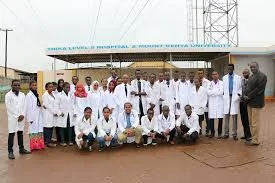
[
  {"x1": 152, "y1": 142, "x2": 157, "y2": 146},
  {"x1": 88, "y1": 146, "x2": 93, "y2": 152}
]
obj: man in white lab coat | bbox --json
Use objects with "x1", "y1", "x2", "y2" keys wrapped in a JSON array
[
  {"x1": 117, "y1": 102, "x2": 143, "y2": 148},
  {"x1": 97, "y1": 107, "x2": 118, "y2": 151},
  {"x1": 84, "y1": 76, "x2": 92, "y2": 93},
  {"x1": 156, "y1": 105, "x2": 176, "y2": 145},
  {"x1": 114, "y1": 74, "x2": 131, "y2": 115},
  {"x1": 161, "y1": 72, "x2": 176, "y2": 115},
  {"x1": 157, "y1": 72, "x2": 165, "y2": 114},
  {"x1": 70, "y1": 76, "x2": 79, "y2": 94},
  {"x1": 189, "y1": 78, "x2": 208, "y2": 135},
  {"x1": 141, "y1": 108, "x2": 158, "y2": 146},
  {"x1": 187, "y1": 71, "x2": 195, "y2": 88},
  {"x1": 5, "y1": 79, "x2": 30, "y2": 159},
  {"x1": 176, "y1": 105, "x2": 200, "y2": 144},
  {"x1": 74, "y1": 107, "x2": 96, "y2": 152},
  {"x1": 207, "y1": 71, "x2": 224, "y2": 138},
  {"x1": 223, "y1": 64, "x2": 242, "y2": 140},
  {"x1": 107, "y1": 69, "x2": 118, "y2": 85},
  {"x1": 147, "y1": 73, "x2": 161, "y2": 115},
  {"x1": 197, "y1": 69, "x2": 211, "y2": 136},
  {"x1": 130, "y1": 70, "x2": 148, "y2": 120},
  {"x1": 175, "y1": 72, "x2": 189, "y2": 118}
]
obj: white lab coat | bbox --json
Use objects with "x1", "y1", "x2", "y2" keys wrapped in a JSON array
[
  {"x1": 156, "y1": 80, "x2": 164, "y2": 106},
  {"x1": 42, "y1": 91, "x2": 56, "y2": 128},
  {"x1": 146, "y1": 82, "x2": 161, "y2": 115},
  {"x1": 103, "y1": 91, "x2": 118, "y2": 119},
  {"x1": 175, "y1": 80, "x2": 190, "y2": 115},
  {"x1": 207, "y1": 80, "x2": 224, "y2": 119},
  {"x1": 189, "y1": 86, "x2": 208, "y2": 115},
  {"x1": 5, "y1": 90, "x2": 26, "y2": 133},
  {"x1": 70, "y1": 84, "x2": 76, "y2": 94},
  {"x1": 161, "y1": 81, "x2": 176, "y2": 113},
  {"x1": 25, "y1": 91, "x2": 43, "y2": 134},
  {"x1": 223, "y1": 74, "x2": 242, "y2": 115},
  {"x1": 73, "y1": 96, "x2": 90, "y2": 118},
  {"x1": 117, "y1": 110, "x2": 139, "y2": 133},
  {"x1": 130, "y1": 79, "x2": 148, "y2": 115},
  {"x1": 97, "y1": 116, "x2": 117, "y2": 138},
  {"x1": 157, "y1": 113, "x2": 175, "y2": 133},
  {"x1": 141, "y1": 115, "x2": 158, "y2": 135},
  {"x1": 171, "y1": 79, "x2": 180, "y2": 99},
  {"x1": 54, "y1": 91, "x2": 75, "y2": 127},
  {"x1": 84, "y1": 85, "x2": 92, "y2": 93},
  {"x1": 114, "y1": 83, "x2": 131, "y2": 114},
  {"x1": 201, "y1": 78, "x2": 210, "y2": 112},
  {"x1": 74, "y1": 116, "x2": 97, "y2": 148},
  {"x1": 88, "y1": 90, "x2": 103, "y2": 119},
  {"x1": 176, "y1": 112, "x2": 200, "y2": 135}
]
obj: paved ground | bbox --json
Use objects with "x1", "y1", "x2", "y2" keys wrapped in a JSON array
[{"x1": 0, "y1": 103, "x2": 274, "y2": 183}]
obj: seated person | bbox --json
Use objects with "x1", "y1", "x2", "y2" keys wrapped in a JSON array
[
  {"x1": 176, "y1": 105, "x2": 200, "y2": 144},
  {"x1": 156, "y1": 105, "x2": 176, "y2": 145},
  {"x1": 117, "y1": 102, "x2": 142, "y2": 148},
  {"x1": 97, "y1": 107, "x2": 118, "y2": 152},
  {"x1": 141, "y1": 108, "x2": 158, "y2": 146},
  {"x1": 74, "y1": 107, "x2": 96, "y2": 151}
]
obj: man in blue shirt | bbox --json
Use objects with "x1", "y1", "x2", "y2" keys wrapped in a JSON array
[{"x1": 222, "y1": 64, "x2": 242, "y2": 140}]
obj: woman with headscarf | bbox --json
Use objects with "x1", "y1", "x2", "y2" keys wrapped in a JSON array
[
  {"x1": 89, "y1": 81, "x2": 103, "y2": 119},
  {"x1": 25, "y1": 81, "x2": 45, "y2": 151},
  {"x1": 73, "y1": 83, "x2": 90, "y2": 119}
]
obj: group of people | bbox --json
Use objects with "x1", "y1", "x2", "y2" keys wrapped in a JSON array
[{"x1": 5, "y1": 62, "x2": 267, "y2": 160}]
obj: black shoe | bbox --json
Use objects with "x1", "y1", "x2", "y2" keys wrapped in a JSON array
[
  {"x1": 240, "y1": 136, "x2": 246, "y2": 140},
  {"x1": 233, "y1": 136, "x2": 238, "y2": 141},
  {"x1": 217, "y1": 134, "x2": 222, "y2": 139},
  {"x1": 208, "y1": 134, "x2": 214, "y2": 138},
  {"x1": 222, "y1": 135, "x2": 229, "y2": 139},
  {"x1": 19, "y1": 149, "x2": 31, "y2": 154},
  {"x1": 8, "y1": 152, "x2": 15, "y2": 159},
  {"x1": 152, "y1": 139, "x2": 157, "y2": 146},
  {"x1": 98, "y1": 146, "x2": 105, "y2": 152}
]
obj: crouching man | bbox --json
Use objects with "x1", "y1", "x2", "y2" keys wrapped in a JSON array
[
  {"x1": 156, "y1": 105, "x2": 176, "y2": 145},
  {"x1": 117, "y1": 102, "x2": 142, "y2": 148},
  {"x1": 141, "y1": 108, "x2": 158, "y2": 146},
  {"x1": 176, "y1": 105, "x2": 200, "y2": 144},
  {"x1": 74, "y1": 107, "x2": 96, "y2": 151},
  {"x1": 97, "y1": 107, "x2": 118, "y2": 152}
]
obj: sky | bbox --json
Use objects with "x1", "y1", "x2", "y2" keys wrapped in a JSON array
[{"x1": 0, "y1": 0, "x2": 275, "y2": 72}]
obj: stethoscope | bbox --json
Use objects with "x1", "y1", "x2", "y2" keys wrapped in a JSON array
[{"x1": 123, "y1": 112, "x2": 135, "y2": 122}]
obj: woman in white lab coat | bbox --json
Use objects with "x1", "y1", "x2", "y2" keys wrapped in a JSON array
[
  {"x1": 54, "y1": 82, "x2": 75, "y2": 146},
  {"x1": 42, "y1": 82, "x2": 57, "y2": 147},
  {"x1": 89, "y1": 81, "x2": 103, "y2": 119},
  {"x1": 103, "y1": 81, "x2": 118, "y2": 119},
  {"x1": 189, "y1": 78, "x2": 208, "y2": 135},
  {"x1": 73, "y1": 83, "x2": 90, "y2": 119},
  {"x1": 207, "y1": 71, "x2": 224, "y2": 138},
  {"x1": 141, "y1": 108, "x2": 158, "y2": 146},
  {"x1": 25, "y1": 81, "x2": 45, "y2": 151}
]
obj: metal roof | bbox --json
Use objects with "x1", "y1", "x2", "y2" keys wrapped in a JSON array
[{"x1": 45, "y1": 44, "x2": 275, "y2": 63}]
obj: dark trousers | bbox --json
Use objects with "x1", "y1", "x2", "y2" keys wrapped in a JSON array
[
  {"x1": 198, "y1": 115, "x2": 204, "y2": 134},
  {"x1": 178, "y1": 125, "x2": 199, "y2": 142},
  {"x1": 209, "y1": 118, "x2": 223, "y2": 135},
  {"x1": 44, "y1": 127, "x2": 53, "y2": 145},
  {"x1": 82, "y1": 133, "x2": 95, "y2": 147},
  {"x1": 156, "y1": 128, "x2": 176, "y2": 142},
  {"x1": 139, "y1": 98, "x2": 144, "y2": 122},
  {"x1": 204, "y1": 112, "x2": 209, "y2": 133},
  {"x1": 142, "y1": 131, "x2": 157, "y2": 144},
  {"x1": 240, "y1": 102, "x2": 251, "y2": 139},
  {"x1": 159, "y1": 104, "x2": 162, "y2": 114},
  {"x1": 59, "y1": 115, "x2": 73, "y2": 143},
  {"x1": 8, "y1": 131, "x2": 24, "y2": 153}
]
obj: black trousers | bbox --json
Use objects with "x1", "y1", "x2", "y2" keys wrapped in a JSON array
[
  {"x1": 240, "y1": 102, "x2": 251, "y2": 139},
  {"x1": 44, "y1": 127, "x2": 53, "y2": 145},
  {"x1": 59, "y1": 115, "x2": 74, "y2": 143},
  {"x1": 139, "y1": 98, "x2": 144, "y2": 122},
  {"x1": 204, "y1": 112, "x2": 209, "y2": 133},
  {"x1": 156, "y1": 128, "x2": 176, "y2": 142},
  {"x1": 209, "y1": 118, "x2": 223, "y2": 135},
  {"x1": 142, "y1": 131, "x2": 157, "y2": 144},
  {"x1": 178, "y1": 125, "x2": 199, "y2": 142},
  {"x1": 82, "y1": 134, "x2": 95, "y2": 147},
  {"x1": 198, "y1": 115, "x2": 204, "y2": 133},
  {"x1": 8, "y1": 131, "x2": 24, "y2": 153}
]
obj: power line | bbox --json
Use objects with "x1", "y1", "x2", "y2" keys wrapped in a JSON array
[
  {"x1": 90, "y1": 0, "x2": 103, "y2": 45},
  {"x1": 119, "y1": 0, "x2": 139, "y2": 27},
  {"x1": 119, "y1": 0, "x2": 151, "y2": 42}
]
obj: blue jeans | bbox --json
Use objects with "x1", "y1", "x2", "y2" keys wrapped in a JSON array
[{"x1": 97, "y1": 134, "x2": 117, "y2": 147}]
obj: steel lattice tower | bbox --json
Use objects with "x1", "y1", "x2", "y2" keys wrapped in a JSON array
[{"x1": 203, "y1": 0, "x2": 239, "y2": 46}]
